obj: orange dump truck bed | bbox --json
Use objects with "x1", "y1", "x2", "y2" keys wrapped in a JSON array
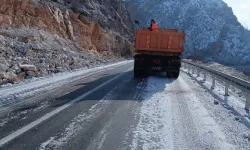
[{"x1": 135, "y1": 28, "x2": 185, "y2": 54}]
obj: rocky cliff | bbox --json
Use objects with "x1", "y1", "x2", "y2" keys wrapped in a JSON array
[
  {"x1": 124, "y1": 0, "x2": 250, "y2": 66},
  {"x1": 0, "y1": 0, "x2": 134, "y2": 85}
]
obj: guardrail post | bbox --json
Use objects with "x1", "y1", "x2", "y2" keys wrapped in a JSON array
[
  {"x1": 197, "y1": 69, "x2": 200, "y2": 77},
  {"x1": 188, "y1": 65, "x2": 190, "y2": 73},
  {"x1": 211, "y1": 76, "x2": 215, "y2": 89},
  {"x1": 225, "y1": 82, "x2": 229, "y2": 96},
  {"x1": 245, "y1": 92, "x2": 250, "y2": 110},
  {"x1": 192, "y1": 67, "x2": 195, "y2": 74},
  {"x1": 203, "y1": 71, "x2": 207, "y2": 82}
]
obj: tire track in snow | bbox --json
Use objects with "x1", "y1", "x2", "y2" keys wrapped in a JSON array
[
  {"x1": 130, "y1": 75, "x2": 235, "y2": 150},
  {"x1": 37, "y1": 99, "x2": 112, "y2": 150},
  {"x1": 172, "y1": 76, "x2": 235, "y2": 150},
  {"x1": 130, "y1": 77, "x2": 174, "y2": 150}
]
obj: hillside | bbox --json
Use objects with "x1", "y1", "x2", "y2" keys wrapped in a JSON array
[
  {"x1": 0, "y1": 0, "x2": 134, "y2": 85},
  {"x1": 124, "y1": 0, "x2": 250, "y2": 65}
]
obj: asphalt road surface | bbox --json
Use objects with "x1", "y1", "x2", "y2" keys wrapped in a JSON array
[{"x1": 0, "y1": 61, "x2": 249, "y2": 150}]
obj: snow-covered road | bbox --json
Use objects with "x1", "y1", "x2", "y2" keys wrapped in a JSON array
[
  {"x1": 131, "y1": 76, "x2": 236, "y2": 150},
  {"x1": 0, "y1": 62, "x2": 249, "y2": 150}
]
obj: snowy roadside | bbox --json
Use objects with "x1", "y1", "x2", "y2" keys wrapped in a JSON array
[
  {"x1": 184, "y1": 59, "x2": 250, "y2": 82},
  {"x1": 130, "y1": 76, "x2": 239, "y2": 150},
  {"x1": 181, "y1": 67, "x2": 250, "y2": 126},
  {"x1": 0, "y1": 60, "x2": 132, "y2": 109}
]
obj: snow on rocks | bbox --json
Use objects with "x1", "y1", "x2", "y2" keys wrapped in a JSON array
[
  {"x1": 243, "y1": 132, "x2": 250, "y2": 140},
  {"x1": 0, "y1": 24, "x2": 129, "y2": 86},
  {"x1": 0, "y1": 64, "x2": 8, "y2": 73},
  {"x1": 19, "y1": 64, "x2": 37, "y2": 72}
]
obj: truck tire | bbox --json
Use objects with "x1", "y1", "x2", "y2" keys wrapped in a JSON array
[
  {"x1": 173, "y1": 72, "x2": 179, "y2": 78},
  {"x1": 134, "y1": 69, "x2": 141, "y2": 78},
  {"x1": 166, "y1": 72, "x2": 172, "y2": 78},
  {"x1": 134, "y1": 70, "x2": 139, "y2": 78}
]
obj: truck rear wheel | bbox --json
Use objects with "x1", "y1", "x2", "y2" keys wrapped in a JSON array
[
  {"x1": 134, "y1": 69, "x2": 144, "y2": 78},
  {"x1": 134, "y1": 69, "x2": 147, "y2": 78},
  {"x1": 173, "y1": 72, "x2": 179, "y2": 78},
  {"x1": 134, "y1": 69, "x2": 139, "y2": 78},
  {"x1": 166, "y1": 71, "x2": 179, "y2": 78},
  {"x1": 166, "y1": 72, "x2": 172, "y2": 78}
]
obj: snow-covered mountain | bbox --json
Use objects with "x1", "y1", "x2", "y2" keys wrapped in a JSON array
[{"x1": 124, "y1": 0, "x2": 250, "y2": 65}]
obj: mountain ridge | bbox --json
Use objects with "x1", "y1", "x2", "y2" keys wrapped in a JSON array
[{"x1": 124, "y1": 0, "x2": 250, "y2": 65}]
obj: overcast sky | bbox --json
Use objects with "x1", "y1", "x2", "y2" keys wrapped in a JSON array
[{"x1": 223, "y1": 0, "x2": 250, "y2": 28}]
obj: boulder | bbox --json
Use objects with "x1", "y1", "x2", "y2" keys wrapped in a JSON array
[
  {"x1": 10, "y1": 64, "x2": 20, "y2": 70},
  {"x1": 38, "y1": 66, "x2": 48, "y2": 76},
  {"x1": 0, "y1": 72, "x2": 8, "y2": 79},
  {"x1": 70, "y1": 62, "x2": 83, "y2": 69},
  {"x1": 19, "y1": 64, "x2": 37, "y2": 72},
  {"x1": 39, "y1": 58, "x2": 46, "y2": 63},
  {"x1": 0, "y1": 79, "x2": 8, "y2": 85},
  {"x1": 22, "y1": 37, "x2": 31, "y2": 43},
  {"x1": 0, "y1": 64, "x2": 8, "y2": 72},
  {"x1": 6, "y1": 72, "x2": 17, "y2": 83},
  {"x1": 7, "y1": 68, "x2": 16, "y2": 73},
  {"x1": 16, "y1": 72, "x2": 26, "y2": 82},
  {"x1": 55, "y1": 67, "x2": 66, "y2": 73},
  {"x1": 16, "y1": 68, "x2": 22, "y2": 74},
  {"x1": 0, "y1": 57, "x2": 9, "y2": 66},
  {"x1": 47, "y1": 67, "x2": 55, "y2": 74},
  {"x1": 0, "y1": 35, "x2": 6, "y2": 45},
  {"x1": 34, "y1": 70, "x2": 40, "y2": 77},
  {"x1": 30, "y1": 41, "x2": 41, "y2": 50},
  {"x1": 26, "y1": 71, "x2": 36, "y2": 79}
]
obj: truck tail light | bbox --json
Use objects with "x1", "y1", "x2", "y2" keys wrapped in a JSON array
[
  {"x1": 136, "y1": 58, "x2": 144, "y2": 61},
  {"x1": 153, "y1": 59, "x2": 161, "y2": 64}
]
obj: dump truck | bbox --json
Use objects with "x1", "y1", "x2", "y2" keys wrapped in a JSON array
[{"x1": 134, "y1": 27, "x2": 185, "y2": 78}]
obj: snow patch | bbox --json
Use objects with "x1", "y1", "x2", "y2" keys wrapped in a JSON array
[
  {"x1": 130, "y1": 77, "x2": 174, "y2": 150},
  {"x1": 131, "y1": 75, "x2": 235, "y2": 149},
  {"x1": 181, "y1": 63, "x2": 250, "y2": 122},
  {"x1": 38, "y1": 99, "x2": 112, "y2": 149},
  {"x1": 38, "y1": 137, "x2": 55, "y2": 150},
  {"x1": 177, "y1": 77, "x2": 235, "y2": 149}
]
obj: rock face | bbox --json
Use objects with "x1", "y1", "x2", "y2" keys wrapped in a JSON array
[
  {"x1": 55, "y1": 0, "x2": 134, "y2": 40},
  {"x1": 0, "y1": 0, "x2": 134, "y2": 85},
  {"x1": 124, "y1": 0, "x2": 250, "y2": 65}
]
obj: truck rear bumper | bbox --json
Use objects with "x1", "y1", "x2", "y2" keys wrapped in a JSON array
[
  {"x1": 135, "y1": 66, "x2": 180, "y2": 72},
  {"x1": 134, "y1": 54, "x2": 181, "y2": 72}
]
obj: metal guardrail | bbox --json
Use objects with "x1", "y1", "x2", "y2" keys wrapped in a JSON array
[{"x1": 181, "y1": 60, "x2": 250, "y2": 110}]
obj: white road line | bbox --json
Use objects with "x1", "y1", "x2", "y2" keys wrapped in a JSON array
[{"x1": 0, "y1": 67, "x2": 132, "y2": 147}]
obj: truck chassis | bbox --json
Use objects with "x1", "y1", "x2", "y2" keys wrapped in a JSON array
[{"x1": 134, "y1": 54, "x2": 181, "y2": 78}]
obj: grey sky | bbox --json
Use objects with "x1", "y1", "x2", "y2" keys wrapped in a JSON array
[{"x1": 223, "y1": 0, "x2": 250, "y2": 28}]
